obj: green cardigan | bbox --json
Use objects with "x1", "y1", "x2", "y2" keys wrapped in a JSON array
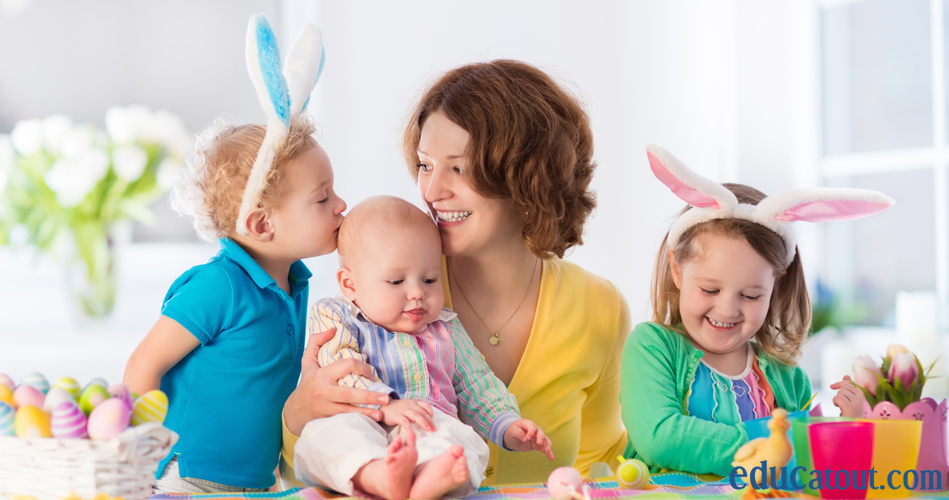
[{"x1": 620, "y1": 322, "x2": 812, "y2": 477}]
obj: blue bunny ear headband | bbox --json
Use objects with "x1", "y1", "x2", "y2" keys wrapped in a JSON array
[{"x1": 237, "y1": 14, "x2": 325, "y2": 235}]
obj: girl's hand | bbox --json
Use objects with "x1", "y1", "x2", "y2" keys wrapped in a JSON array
[
  {"x1": 284, "y1": 328, "x2": 391, "y2": 435},
  {"x1": 380, "y1": 399, "x2": 436, "y2": 431},
  {"x1": 830, "y1": 375, "x2": 867, "y2": 418},
  {"x1": 503, "y1": 419, "x2": 554, "y2": 460}
]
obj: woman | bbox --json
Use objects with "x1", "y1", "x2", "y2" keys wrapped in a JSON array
[{"x1": 281, "y1": 60, "x2": 630, "y2": 486}]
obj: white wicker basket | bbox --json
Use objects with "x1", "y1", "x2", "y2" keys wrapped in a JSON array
[{"x1": 0, "y1": 423, "x2": 178, "y2": 500}]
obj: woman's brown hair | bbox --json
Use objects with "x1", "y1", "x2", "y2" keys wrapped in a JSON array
[
  {"x1": 402, "y1": 59, "x2": 596, "y2": 259},
  {"x1": 651, "y1": 183, "x2": 812, "y2": 365}
]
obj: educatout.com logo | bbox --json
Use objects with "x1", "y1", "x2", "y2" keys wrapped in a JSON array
[{"x1": 729, "y1": 461, "x2": 943, "y2": 491}]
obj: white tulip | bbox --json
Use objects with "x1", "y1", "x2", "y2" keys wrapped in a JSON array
[
  {"x1": 157, "y1": 157, "x2": 182, "y2": 190},
  {"x1": 61, "y1": 126, "x2": 98, "y2": 160},
  {"x1": 41, "y1": 115, "x2": 72, "y2": 156},
  {"x1": 79, "y1": 148, "x2": 110, "y2": 182},
  {"x1": 0, "y1": 134, "x2": 15, "y2": 173},
  {"x1": 106, "y1": 105, "x2": 150, "y2": 144},
  {"x1": 112, "y1": 145, "x2": 148, "y2": 182},
  {"x1": 44, "y1": 159, "x2": 97, "y2": 208},
  {"x1": 11, "y1": 119, "x2": 44, "y2": 156}
]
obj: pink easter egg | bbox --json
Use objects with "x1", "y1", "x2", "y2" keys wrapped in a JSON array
[
  {"x1": 547, "y1": 467, "x2": 583, "y2": 500},
  {"x1": 0, "y1": 374, "x2": 13, "y2": 389},
  {"x1": 51, "y1": 401, "x2": 87, "y2": 439},
  {"x1": 12, "y1": 385, "x2": 44, "y2": 409},
  {"x1": 107, "y1": 383, "x2": 132, "y2": 408},
  {"x1": 87, "y1": 398, "x2": 131, "y2": 441}
]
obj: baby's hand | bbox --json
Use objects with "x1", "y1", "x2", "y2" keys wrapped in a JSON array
[
  {"x1": 503, "y1": 419, "x2": 554, "y2": 460},
  {"x1": 381, "y1": 399, "x2": 436, "y2": 431},
  {"x1": 830, "y1": 375, "x2": 867, "y2": 418}
]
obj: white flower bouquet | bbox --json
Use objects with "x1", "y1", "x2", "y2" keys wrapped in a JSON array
[{"x1": 0, "y1": 106, "x2": 192, "y2": 317}]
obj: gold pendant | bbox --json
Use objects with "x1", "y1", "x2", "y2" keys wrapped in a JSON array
[{"x1": 489, "y1": 333, "x2": 501, "y2": 346}]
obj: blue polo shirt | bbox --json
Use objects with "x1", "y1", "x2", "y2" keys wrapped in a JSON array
[{"x1": 155, "y1": 238, "x2": 311, "y2": 488}]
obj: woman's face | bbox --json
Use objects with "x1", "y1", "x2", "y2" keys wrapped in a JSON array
[{"x1": 415, "y1": 111, "x2": 523, "y2": 257}]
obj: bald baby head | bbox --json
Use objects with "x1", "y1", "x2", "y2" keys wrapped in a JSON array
[{"x1": 338, "y1": 195, "x2": 440, "y2": 267}]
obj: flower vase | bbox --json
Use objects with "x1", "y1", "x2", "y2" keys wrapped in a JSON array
[
  {"x1": 63, "y1": 222, "x2": 130, "y2": 322},
  {"x1": 863, "y1": 398, "x2": 949, "y2": 491}
]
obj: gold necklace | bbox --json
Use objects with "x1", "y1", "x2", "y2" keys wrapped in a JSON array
[{"x1": 450, "y1": 258, "x2": 539, "y2": 347}]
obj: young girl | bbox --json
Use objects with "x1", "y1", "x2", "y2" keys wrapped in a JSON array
[
  {"x1": 620, "y1": 145, "x2": 894, "y2": 477},
  {"x1": 123, "y1": 16, "x2": 351, "y2": 492}
]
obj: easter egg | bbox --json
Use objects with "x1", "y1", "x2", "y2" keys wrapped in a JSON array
[
  {"x1": 20, "y1": 372, "x2": 49, "y2": 395},
  {"x1": 79, "y1": 384, "x2": 110, "y2": 415},
  {"x1": 43, "y1": 387, "x2": 76, "y2": 413},
  {"x1": 107, "y1": 383, "x2": 132, "y2": 409},
  {"x1": 0, "y1": 402, "x2": 15, "y2": 435},
  {"x1": 13, "y1": 385, "x2": 45, "y2": 409},
  {"x1": 15, "y1": 405, "x2": 51, "y2": 438},
  {"x1": 52, "y1": 377, "x2": 81, "y2": 399},
  {"x1": 547, "y1": 467, "x2": 583, "y2": 500},
  {"x1": 51, "y1": 401, "x2": 88, "y2": 439},
  {"x1": 87, "y1": 398, "x2": 131, "y2": 440},
  {"x1": 131, "y1": 390, "x2": 168, "y2": 425},
  {"x1": 0, "y1": 374, "x2": 13, "y2": 389},
  {"x1": 0, "y1": 385, "x2": 13, "y2": 406},
  {"x1": 616, "y1": 458, "x2": 650, "y2": 489},
  {"x1": 83, "y1": 378, "x2": 108, "y2": 391}
]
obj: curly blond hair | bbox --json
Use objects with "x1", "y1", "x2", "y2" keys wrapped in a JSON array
[{"x1": 170, "y1": 116, "x2": 317, "y2": 242}]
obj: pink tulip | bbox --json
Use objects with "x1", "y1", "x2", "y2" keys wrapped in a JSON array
[
  {"x1": 888, "y1": 352, "x2": 919, "y2": 388},
  {"x1": 853, "y1": 355, "x2": 884, "y2": 395}
]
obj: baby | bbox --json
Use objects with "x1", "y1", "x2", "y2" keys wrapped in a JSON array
[{"x1": 294, "y1": 195, "x2": 553, "y2": 500}]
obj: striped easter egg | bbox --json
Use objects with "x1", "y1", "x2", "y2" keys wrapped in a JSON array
[
  {"x1": 51, "y1": 377, "x2": 81, "y2": 399},
  {"x1": 0, "y1": 374, "x2": 13, "y2": 389},
  {"x1": 107, "y1": 383, "x2": 132, "y2": 409},
  {"x1": 617, "y1": 458, "x2": 650, "y2": 489},
  {"x1": 0, "y1": 385, "x2": 13, "y2": 406},
  {"x1": 51, "y1": 401, "x2": 87, "y2": 439},
  {"x1": 83, "y1": 378, "x2": 108, "y2": 391},
  {"x1": 131, "y1": 390, "x2": 168, "y2": 425},
  {"x1": 43, "y1": 387, "x2": 75, "y2": 413},
  {"x1": 0, "y1": 402, "x2": 14, "y2": 435},
  {"x1": 20, "y1": 372, "x2": 49, "y2": 395}
]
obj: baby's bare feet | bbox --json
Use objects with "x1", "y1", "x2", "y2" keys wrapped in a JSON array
[
  {"x1": 385, "y1": 435, "x2": 418, "y2": 500},
  {"x1": 409, "y1": 445, "x2": 469, "y2": 499}
]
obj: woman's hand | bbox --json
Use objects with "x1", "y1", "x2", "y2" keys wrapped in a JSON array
[
  {"x1": 503, "y1": 419, "x2": 554, "y2": 460},
  {"x1": 284, "y1": 328, "x2": 391, "y2": 435},
  {"x1": 830, "y1": 375, "x2": 867, "y2": 418}
]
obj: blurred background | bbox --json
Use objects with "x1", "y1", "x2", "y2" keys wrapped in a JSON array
[{"x1": 0, "y1": 0, "x2": 947, "y2": 413}]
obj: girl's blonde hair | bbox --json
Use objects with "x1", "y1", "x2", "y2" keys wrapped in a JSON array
[
  {"x1": 170, "y1": 116, "x2": 317, "y2": 242},
  {"x1": 651, "y1": 183, "x2": 811, "y2": 365}
]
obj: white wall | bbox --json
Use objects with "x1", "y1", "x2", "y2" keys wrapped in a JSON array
[{"x1": 0, "y1": 0, "x2": 820, "y2": 383}]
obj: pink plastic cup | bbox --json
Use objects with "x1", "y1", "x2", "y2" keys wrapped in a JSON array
[{"x1": 809, "y1": 421, "x2": 874, "y2": 499}]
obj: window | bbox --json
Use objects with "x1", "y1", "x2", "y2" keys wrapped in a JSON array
[{"x1": 820, "y1": 0, "x2": 949, "y2": 329}]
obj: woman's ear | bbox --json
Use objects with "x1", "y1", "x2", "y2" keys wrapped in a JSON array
[
  {"x1": 668, "y1": 249, "x2": 683, "y2": 289},
  {"x1": 243, "y1": 209, "x2": 275, "y2": 242},
  {"x1": 337, "y1": 267, "x2": 357, "y2": 301}
]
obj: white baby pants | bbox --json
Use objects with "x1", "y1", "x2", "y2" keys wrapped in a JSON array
[{"x1": 294, "y1": 408, "x2": 489, "y2": 498}]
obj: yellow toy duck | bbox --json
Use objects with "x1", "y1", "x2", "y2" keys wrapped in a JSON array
[{"x1": 732, "y1": 409, "x2": 793, "y2": 480}]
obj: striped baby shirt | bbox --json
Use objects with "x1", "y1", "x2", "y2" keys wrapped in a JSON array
[
  {"x1": 685, "y1": 346, "x2": 776, "y2": 424},
  {"x1": 312, "y1": 296, "x2": 521, "y2": 448}
]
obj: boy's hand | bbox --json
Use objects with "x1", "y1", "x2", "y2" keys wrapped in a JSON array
[
  {"x1": 830, "y1": 375, "x2": 867, "y2": 418},
  {"x1": 503, "y1": 419, "x2": 554, "y2": 460},
  {"x1": 381, "y1": 399, "x2": 436, "y2": 432}
]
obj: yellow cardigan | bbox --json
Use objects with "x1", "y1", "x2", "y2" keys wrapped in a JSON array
[{"x1": 280, "y1": 257, "x2": 630, "y2": 486}]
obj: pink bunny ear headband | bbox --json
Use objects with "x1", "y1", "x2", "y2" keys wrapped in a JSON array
[
  {"x1": 646, "y1": 144, "x2": 895, "y2": 269},
  {"x1": 237, "y1": 14, "x2": 325, "y2": 235}
]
